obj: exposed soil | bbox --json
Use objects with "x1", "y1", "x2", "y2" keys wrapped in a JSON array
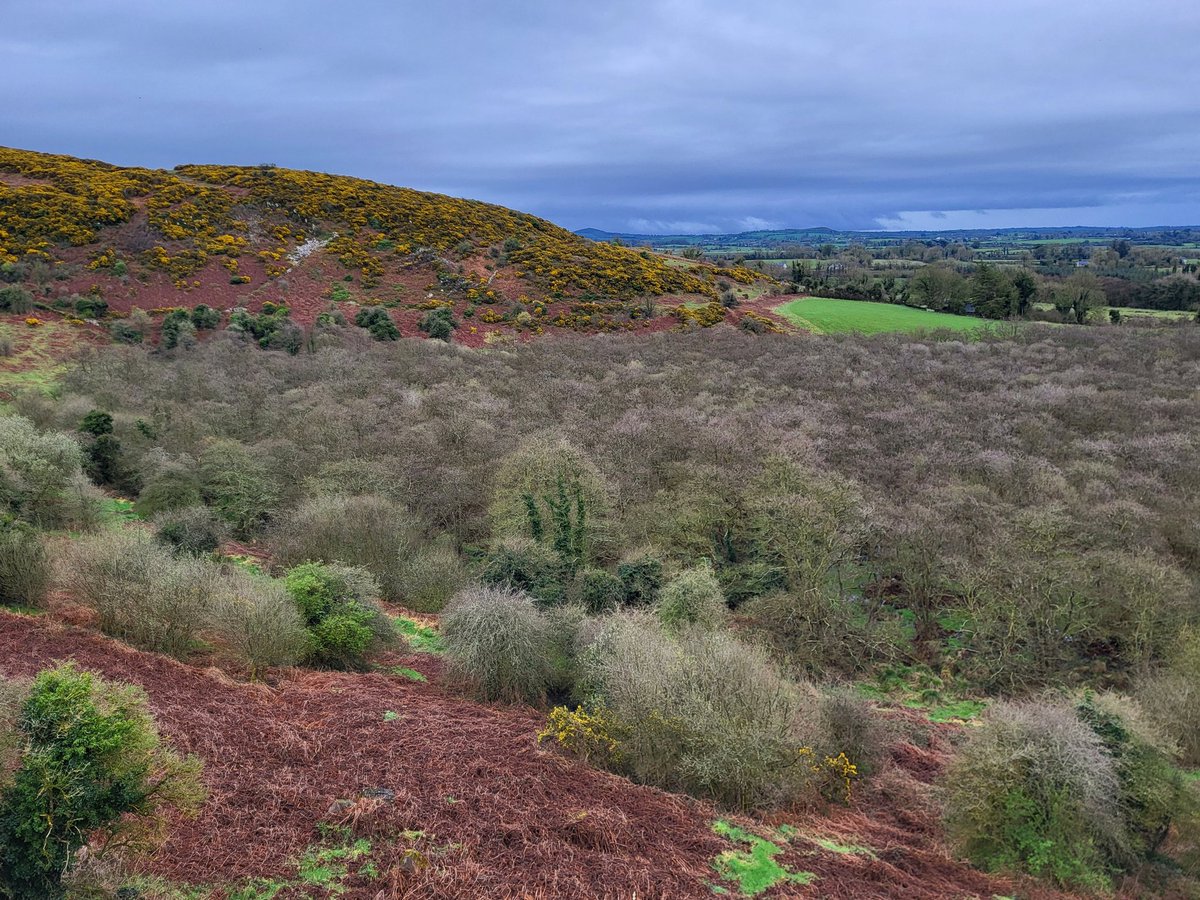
[{"x1": 0, "y1": 610, "x2": 1065, "y2": 899}]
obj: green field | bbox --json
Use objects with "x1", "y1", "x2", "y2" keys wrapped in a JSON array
[
  {"x1": 1032, "y1": 302, "x2": 1194, "y2": 322},
  {"x1": 774, "y1": 297, "x2": 986, "y2": 335}
]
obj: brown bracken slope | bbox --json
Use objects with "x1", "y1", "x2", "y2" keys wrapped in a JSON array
[{"x1": 0, "y1": 610, "x2": 1066, "y2": 900}]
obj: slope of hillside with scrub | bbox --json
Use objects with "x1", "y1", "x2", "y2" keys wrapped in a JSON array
[{"x1": 0, "y1": 146, "x2": 765, "y2": 349}]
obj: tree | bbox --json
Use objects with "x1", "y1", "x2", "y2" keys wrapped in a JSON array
[
  {"x1": 907, "y1": 265, "x2": 965, "y2": 312},
  {"x1": 1053, "y1": 272, "x2": 1104, "y2": 324},
  {"x1": 969, "y1": 264, "x2": 1019, "y2": 319},
  {"x1": 199, "y1": 440, "x2": 282, "y2": 535},
  {"x1": 0, "y1": 416, "x2": 87, "y2": 527},
  {"x1": 1009, "y1": 269, "x2": 1039, "y2": 317},
  {"x1": 489, "y1": 438, "x2": 611, "y2": 564},
  {"x1": 78, "y1": 410, "x2": 125, "y2": 488}
]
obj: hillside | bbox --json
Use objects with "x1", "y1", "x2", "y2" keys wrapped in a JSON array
[
  {"x1": 0, "y1": 147, "x2": 765, "y2": 348},
  {"x1": 0, "y1": 608, "x2": 1063, "y2": 899}
]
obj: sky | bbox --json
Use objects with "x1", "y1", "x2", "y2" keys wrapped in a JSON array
[{"x1": 4, "y1": 0, "x2": 1199, "y2": 234}]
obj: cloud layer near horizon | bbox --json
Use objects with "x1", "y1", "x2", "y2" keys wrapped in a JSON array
[{"x1": 4, "y1": 0, "x2": 1199, "y2": 232}]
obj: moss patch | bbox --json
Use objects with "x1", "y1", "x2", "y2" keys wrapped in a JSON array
[{"x1": 710, "y1": 820, "x2": 817, "y2": 896}]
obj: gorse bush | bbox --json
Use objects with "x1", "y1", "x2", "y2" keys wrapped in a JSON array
[
  {"x1": 656, "y1": 563, "x2": 726, "y2": 630},
  {"x1": 0, "y1": 664, "x2": 205, "y2": 899},
  {"x1": 818, "y1": 686, "x2": 886, "y2": 778},
  {"x1": 284, "y1": 561, "x2": 380, "y2": 623},
  {"x1": 441, "y1": 586, "x2": 556, "y2": 704},
  {"x1": 0, "y1": 526, "x2": 49, "y2": 609},
  {"x1": 576, "y1": 567, "x2": 625, "y2": 614},
  {"x1": 615, "y1": 551, "x2": 663, "y2": 607},
  {"x1": 479, "y1": 538, "x2": 569, "y2": 607},
  {"x1": 282, "y1": 562, "x2": 393, "y2": 670},
  {"x1": 417, "y1": 306, "x2": 456, "y2": 341},
  {"x1": 576, "y1": 613, "x2": 831, "y2": 810},
  {"x1": 355, "y1": 306, "x2": 400, "y2": 341}
]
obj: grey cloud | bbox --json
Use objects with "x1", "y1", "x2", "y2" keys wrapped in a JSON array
[{"x1": 3, "y1": 0, "x2": 1198, "y2": 231}]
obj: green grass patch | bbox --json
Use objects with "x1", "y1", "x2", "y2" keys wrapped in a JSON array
[
  {"x1": 774, "y1": 296, "x2": 987, "y2": 335},
  {"x1": 0, "y1": 319, "x2": 81, "y2": 400},
  {"x1": 97, "y1": 495, "x2": 140, "y2": 526},
  {"x1": 225, "y1": 554, "x2": 267, "y2": 577},
  {"x1": 1183, "y1": 770, "x2": 1200, "y2": 784},
  {"x1": 711, "y1": 820, "x2": 817, "y2": 896},
  {"x1": 928, "y1": 699, "x2": 987, "y2": 723},
  {"x1": 394, "y1": 615, "x2": 444, "y2": 653},
  {"x1": 382, "y1": 665, "x2": 427, "y2": 682},
  {"x1": 131, "y1": 827, "x2": 384, "y2": 900}
]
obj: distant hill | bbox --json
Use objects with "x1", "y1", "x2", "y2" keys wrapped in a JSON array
[
  {"x1": 578, "y1": 224, "x2": 1200, "y2": 251},
  {"x1": 0, "y1": 147, "x2": 764, "y2": 348}
]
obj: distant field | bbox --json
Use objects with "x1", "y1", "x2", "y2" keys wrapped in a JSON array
[
  {"x1": 1032, "y1": 302, "x2": 1194, "y2": 322},
  {"x1": 774, "y1": 297, "x2": 986, "y2": 335}
]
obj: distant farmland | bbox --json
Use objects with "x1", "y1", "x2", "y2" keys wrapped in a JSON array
[{"x1": 774, "y1": 296, "x2": 986, "y2": 335}]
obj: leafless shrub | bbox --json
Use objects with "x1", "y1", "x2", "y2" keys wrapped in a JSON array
[
  {"x1": 0, "y1": 528, "x2": 50, "y2": 608},
  {"x1": 441, "y1": 585, "x2": 555, "y2": 704},
  {"x1": 52, "y1": 324, "x2": 1200, "y2": 690},
  {"x1": 1137, "y1": 627, "x2": 1200, "y2": 765},
  {"x1": 580, "y1": 612, "x2": 829, "y2": 810},
  {"x1": 394, "y1": 533, "x2": 469, "y2": 613},
  {"x1": 269, "y1": 493, "x2": 417, "y2": 599},
  {"x1": 206, "y1": 568, "x2": 308, "y2": 678},
  {"x1": 59, "y1": 530, "x2": 213, "y2": 658},
  {"x1": 942, "y1": 699, "x2": 1122, "y2": 888}
]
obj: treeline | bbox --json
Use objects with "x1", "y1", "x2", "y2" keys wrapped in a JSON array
[{"x1": 791, "y1": 258, "x2": 1200, "y2": 321}]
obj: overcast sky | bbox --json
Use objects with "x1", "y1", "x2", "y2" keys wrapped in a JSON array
[{"x1": 4, "y1": 0, "x2": 1199, "y2": 233}]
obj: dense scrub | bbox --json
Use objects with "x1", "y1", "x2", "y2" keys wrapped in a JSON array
[
  {"x1": 42, "y1": 324, "x2": 1200, "y2": 694},
  {"x1": 1, "y1": 313, "x2": 1197, "y2": 893}
]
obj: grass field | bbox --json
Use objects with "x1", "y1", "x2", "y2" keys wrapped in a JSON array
[
  {"x1": 1032, "y1": 302, "x2": 1194, "y2": 322},
  {"x1": 774, "y1": 297, "x2": 986, "y2": 335}
]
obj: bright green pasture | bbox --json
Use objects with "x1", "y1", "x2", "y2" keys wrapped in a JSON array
[{"x1": 773, "y1": 297, "x2": 985, "y2": 335}]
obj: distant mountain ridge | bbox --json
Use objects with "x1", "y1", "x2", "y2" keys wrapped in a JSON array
[{"x1": 577, "y1": 224, "x2": 1200, "y2": 249}]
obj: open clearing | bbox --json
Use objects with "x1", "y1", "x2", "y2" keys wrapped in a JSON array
[{"x1": 773, "y1": 297, "x2": 986, "y2": 335}]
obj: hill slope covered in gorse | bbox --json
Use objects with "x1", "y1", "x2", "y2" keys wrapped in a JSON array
[{"x1": 0, "y1": 147, "x2": 764, "y2": 348}]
